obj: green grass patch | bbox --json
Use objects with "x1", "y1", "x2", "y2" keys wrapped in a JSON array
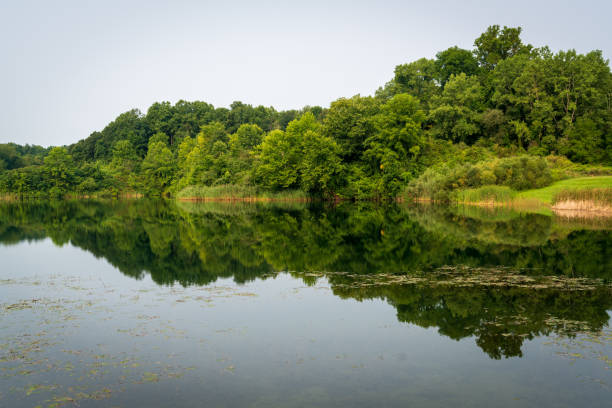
[
  {"x1": 516, "y1": 176, "x2": 612, "y2": 204},
  {"x1": 450, "y1": 176, "x2": 612, "y2": 216}
]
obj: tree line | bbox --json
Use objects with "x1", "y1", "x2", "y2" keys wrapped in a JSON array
[{"x1": 1, "y1": 25, "x2": 610, "y2": 198}]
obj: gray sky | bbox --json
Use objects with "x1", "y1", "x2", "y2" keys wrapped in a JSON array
[{"x1": 1, "y1": 0, "x2": 610, "y2": 147}]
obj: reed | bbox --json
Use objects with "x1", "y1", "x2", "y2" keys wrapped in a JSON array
[
  {"x1": 176, "y1": 185, "x2": 311, "y2": 201},
  {"x1": 552, "y1": 188, "x2": 612, "y2": 206},
  {"x1": 551, "y1": 188, "x2": 612, "y2": 215},
  {"x1": 451, "y1": 185, "x2": 516, "y2": 204}
]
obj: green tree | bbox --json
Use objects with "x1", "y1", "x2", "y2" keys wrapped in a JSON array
[
  {"x1": 43, "y1": 147, "x2": 76, "y2": 194},
  {"x1": 141, "y1": 140, "x2": 176, "y2": 195},
  {"x1": 435, "y1": 46, "x2": 480, "y2": 87},
  {"x1": 111, "y1": 140, "x2": 140, "y2": 189},
  {"x1": 145, "y1": 102, "x2": 176, "y2": 144},
  {"x1": 474, "y1": 25, "x2": 532, "y2": 70},
  {"x1": 490, "y1": 48, "x2": 611, "y2": 159},
  {"x1": 0, "y1": 144, "x2": 24, "y2": 170},
  {"x1": 377, "y1": 58, "x2": 440, "y2": 108},
  {"x1": 90, "y1": 109, "x2": 149, "y2": 160},
  {"x1": 198, "y1": 122, "x2": 228, "y2": 147},
  {"x1": 149, "y1": 132, "x2": 170, "y2": 146},
  {"x1": 232, "y1": 124, "x2": 264, "y2": 151},
  {"x1": 255, "y1": 112, "x2": 325, "y2": 191},
  {"x1": 299, "y1": 130, "x2": 344, "y2": 195},
  {"x1": 323, "y1": 95, "x2": 380, "y2": 162},
  {"x1": 363, "y1": 94, "x2": 426, "y2": 197},
  {"x1": 429, "y1": 73, "x2": 484, "y2": 143},
  {"x1": 254, "y1": 129, "x2": 300, "y2": 189}
]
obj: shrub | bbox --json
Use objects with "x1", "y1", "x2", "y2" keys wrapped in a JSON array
[
  {"x1": 546, "y1": 155, "x2": 612, "y2": 180},
  {"x1": 404, "y1": 155, "x2": 552, "y2": 201}
]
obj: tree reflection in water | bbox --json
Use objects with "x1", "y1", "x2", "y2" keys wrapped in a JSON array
[{"x1": 0, "y1": 199, "x2": 610, "y2": 359}]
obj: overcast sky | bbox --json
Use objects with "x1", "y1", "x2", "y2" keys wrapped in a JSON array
[{"x1": 1, "y1": 0, "x2": 610, "y2": 147}]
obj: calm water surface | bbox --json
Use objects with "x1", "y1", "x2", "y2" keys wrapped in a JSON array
[{"x1": 0, "y1": 200, "x2": 610, "y2": 407}]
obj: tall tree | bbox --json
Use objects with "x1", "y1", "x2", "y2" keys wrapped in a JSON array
[
  {"x1": 429, "y1": 73, "x2": 484, "y2": 143},
  {"x1": 43, "y1": 147, "x2": 76, "y2": 194},
  {"x1": 323, "y1": 95, "x2": 380, "y2": 162},
  {"x1": 141, "y1": 139, "x2": 176, "y2": 195},
  {"x1": 377, "y1": 58, "x2": 440, "y2": 108},
  {"x1": 435, "y1": 46, "x2": 480, "y2": 87},
  {"x1": 474, "y1": 25, "x2": 532, "y2": 70}
]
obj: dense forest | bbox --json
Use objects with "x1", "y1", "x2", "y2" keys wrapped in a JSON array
[{"x1": 1, "y1": 25, "x2": 611, "y2": 199}]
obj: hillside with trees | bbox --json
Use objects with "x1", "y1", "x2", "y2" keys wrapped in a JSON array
[{"x1": 1, "y1": 25, "x2": 610, "y2": 199}]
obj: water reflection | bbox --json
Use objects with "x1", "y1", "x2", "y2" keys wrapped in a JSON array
[{"x1": 0, "y1": 199, "x2": 610, "y2": 360}]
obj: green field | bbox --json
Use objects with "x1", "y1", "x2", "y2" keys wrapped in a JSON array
[{"x1": 516, "y1": 176, "x2": 612, "y2": 204}]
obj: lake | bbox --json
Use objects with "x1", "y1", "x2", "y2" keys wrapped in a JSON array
[{"x1": 0, "y1": 200, "x2": 610, "y2": 407}]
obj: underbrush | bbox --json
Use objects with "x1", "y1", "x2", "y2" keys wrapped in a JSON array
[
  {"x1": 546, "y1": 155, "x2": 612, "y2": 180},
  {"x1": 404, "y1": 155, "x2": 552, "y2": 201}
]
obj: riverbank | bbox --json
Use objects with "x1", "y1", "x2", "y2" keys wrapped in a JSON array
[
  {"x1": 175, "y1": 185, "x2": 313, "y2": 202},
  {"x1": 449, "y1": 176, "x2": 612, "y2": 217}
]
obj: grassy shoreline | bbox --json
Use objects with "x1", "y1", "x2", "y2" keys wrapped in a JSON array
[
  {"x1": 174, "y1": 185, "x2": 313, "y2": 202},
  {"x1": 4, "y1": 177, "x2": 612, "y2": 215},
  {"x1": 448, "y1": 176, "x2": 612, "y2": 216}
]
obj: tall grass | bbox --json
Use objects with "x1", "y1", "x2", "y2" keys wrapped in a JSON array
[
  {"x1": 553, "y1": 188, "x2": 612, "y2": 206},
  {"x1": 451, "y1": 186, "x2": 516, "y2": 204},
  {"x1": 517, "y1": 176, "x2": 612, "y2": 204},
  {"x1": 176, "y1": 184, "x2": 310, "y2": 201}
]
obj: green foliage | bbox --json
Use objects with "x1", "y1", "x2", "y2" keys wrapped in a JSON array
[
  {"x1": 407, "y1": 155, "x2": 552, "y2": 201},
  {"x1": 176, "y1": 121, "x2": 247, "y2": 190},
  {"x1": 254, "y1": 130, "x2": 300, "y2": 190},
  {"x1": 489, "y1": 49, "x2": 612, "y2": 160},
  {"x1": 323, "y1": 95, "x2": 380, "y2": 162},
  {"x1": 0, "y1": 143, "x2": 48, "y2": 171},
  {"x1": 232, "y1": 124, "x2": 264, "y2": 151},
  {"x1": 435, "y1": 46, "x2": 480, "y2": 86},
  {"x1": 545, "y1": 155, "x2": 612, "y2": 180},
  {"x1": 474, "y1": 25, "x2": 532, "y2": 69},
  {"x1": 299, "y1": 130, "x2": 344, "y2": 195},
  {"x1": 148, "y1": 132, "x2": 170, "y2": 146},
  {"x1": 43, "y1": 147, "x2": 77, "y2": 193},
  {"x1": 428, "y1": 73, "x2": 484, "y2": 143},
  {"x1": 110, "y1": 140, "x2": 141, "y2": 190},
  {"x1": 359, "y1": 94, "x2": 426, "y2": 197},
  {"x1": 376, "y1": 58, "x2": 439, "y2": 106},
  {"x1": 198, "y1": 122, "x2": 228, "y2": 146},
  {"x1": 0, "y1": 144, "x2": 24, "y2": 170},
  {"x1": 87, "y1": 109, "x2": 149, "y2": 160},
  {"x1": 141, "y1": 141, "x2": 176, "y2": 195}
]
